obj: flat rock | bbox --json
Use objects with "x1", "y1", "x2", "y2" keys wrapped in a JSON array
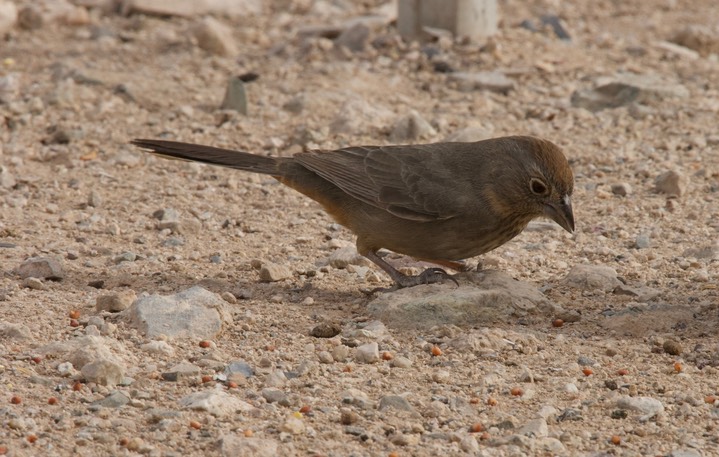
[
  {"x1": 518, "y1": 418, "x2": 548, "y2": 438},
  {"x1": 216, "y1": 435, "x2": 284, "y2": 457},
  {"x1": 616, "y1": 396, "x2": 664, "y2": 421},
  {"x1": 571, "y1": 73, "x2": 689, "y2": 112},
  {"x1": 354, "y1": 342, "x2": 379, "y2": 364},
  {"x1": 368, "y1": 270, "x2": 558, "y2": 329},
  {"x1": 389, "y1": 109, "x2": 437, "y2": 142},
  {"x1": 180, "y1": 390, "x2": 255, "y2": 417},
  {"x1": 682, "y1": 243, "x2": 719, "y2": 260},
  {"x1": 124, "y1": 286, "x2": 230, "y2": 339},
  {"x1": 91, "y1": 390, "x2": 130, "y2": 408},
  {"x1": 80, "y1": 359, "x2": 125, "y2": 387},
  {"x1": 449, "y1": 71, "x2": 515, "y2": 94},
  {"x1": 0, "y1": 321, "x2": 32, "y2": 339},
  {"x1": 613, "y1": 284, "x2": 661, "y2": 302},
  {"x1": 259, "y1": 263, "x2": 292, "y2": 282},
  {"x1": 16, "y1": 256, "x2": 64, "y2": 280},
  {"x1": 378, "y1": 395, "x2": 415, "y2": 413},
  {"x1": 563, "y1": 264, "x2": 620, "y2": 292},
  {"x1": 654, "y1": 170, "x2": 688, "y2": 197},
  {"x1": 120, "y1": 0, "x2": 263, "y2": 17},
  {"x1": 96, "y1": 290, "x2": 136, "y2": 312}
]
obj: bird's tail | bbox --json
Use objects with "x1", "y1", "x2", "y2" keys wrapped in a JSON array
[{"x1": 131, "y1": 139, "x2": 281, "y2": 175}]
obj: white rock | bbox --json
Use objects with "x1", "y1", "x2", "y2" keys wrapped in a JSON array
[
  {"x1": 0, "y1": 0, "x2": 17, "y2": 36},
  {"x1": 81, "y1": 359, "x2": 124, "y2": 386},
  {"x1": 180, "y1": 390, "x2": 254, "y2": 417},
  {"x1": 140, "y1": 340, "x2": 175, "y2": 356},
  {"x1": 616, "y1": 396, "x2": 665, "y2": 421},
  {"x1": 192, "y1": 17, "x2": 237, "y2": 57},
  {"x1": 354, "y1": 342, "x2": 379, "y2": 364}
]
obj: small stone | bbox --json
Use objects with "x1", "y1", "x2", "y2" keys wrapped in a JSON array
[
  {"x1": 113, "y1": 252, "x2": 136, "y2": 264},
  {"x1": 449, "y1": 71, "x2": 515, "y2": 94},
  {"x1": 378, "y1": 395, "x2": 415, "y2": 413},
  {"x1": 0, "y1": 166, "x2": 16, "y2": 189},
  {"x1": 326, "y1": 247, "x2": 370, "y2": 269},
  {"x1": 16, "y1": 257, "x2": 64, "y2": 280},
  {"x1": 335, "y1": 23, "x2": 370, "y2": 52},
  {"x1": 91, "y1": 390, "x2": 130, "y2": 408},
  {"x1": 390, "y1": 356, "x2": 412, "y2": 368},
  {"x1": 0, "y1": 0, "x2": 17, "y2": 36},
  {"x1": 281, "y1": 416, "x2": 305, "y2": 435},
  {"x1": 81, "y1": 359, "x2": 125, "y2": 387},
  {"x1": 616, "y1": 396, "x2": 665, "y2": 420},
  {"x1": 96, "y1": 290, "x2": 136, "y2": 312},
  {"x1": 318, "y1": 351, "x2": 334, "y2": 364},
  {"x1": 192, "y1": 17, "x2": 238, "y2": 57},
  {"x1": 282, "y1": 95, "x2": 305, "y2": 114},
  {"x1": 389, "y1": 110, "x2": 437, "y2": 142},
  {"x1": 432, "y1": 370, "x2": 450, "y2": 383},
  {"x1": 87, "y1": 191, "x2": 103, "y2": 208},
  {"x1": 563, "y1": 264, "x2": 621, "y2": 292},
  {"x1": 611, "y1": 182, "x2": 632, "y2": 196},
  {"x1": 22, "y1": 277, "x2": 48, "y2": 290},
  {"x1": 225, "y1": 360, "x2": 254, "y2": 378},
  {"x1": 310, "y1": 323, "x2": 341, "y2": 338},
  {"x1": 180, "y1": 390, "x2": 254, "y2": 417},
  {"x1": 162, "y1": 361, "x2": 200, "y2": 381},
  {"x1": 216, "y1": 436, "x2": 280, "y2": 457},
  {"x1": 140, "y1": 341, "x2": 175, "y2": 356},
  {"x1": 264, "y1": 369, "x2": 287, "y2": 388},
  {"x1": 261, "y1": 388, "x2": 288, "y2": 405},
  {"x1": 259, "y1": 263, "x2": 292, "y2": 282},
  {"x1": 354, "y1": 342, "x2": 379, "y2": 364},
  {"x1": 220, "y1": 76, "x2": 247, "y2": 114},
  {"x1": 663, "y1": 339, "x2": 683, "y2": 356},
  {"x1": 340, "y1": 409, "x2": 359, "y2": 424},
  {"x1": 0, "y1": 321, "x2": 31, "y2": 340},
  {"x1": 519, "y1": 418, "x2": 549, "y2": 438},
  {"x1": 331, "y1": 345, "x2": 350, "y2": 362},
  {"x1": 571, "y1": 73, "x2": 689, "y2": 112},
  {"x1": 17, "y1": 6, "x2": 42, "y2": 30},
  {"x1": 635, "y1": 234, "x2": 651, "y2": 249},
  {"x1": 654, "y1": 170, "x2": 688, "y2": 197}
]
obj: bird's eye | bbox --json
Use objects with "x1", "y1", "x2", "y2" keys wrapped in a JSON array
[{"x1": 530, "y1": 178, "x2": 549, "y2": 195}]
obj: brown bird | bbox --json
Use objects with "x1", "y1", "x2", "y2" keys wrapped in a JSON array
[{"x1": 132, "y1": 136, "x2": 575, "y2": 290}]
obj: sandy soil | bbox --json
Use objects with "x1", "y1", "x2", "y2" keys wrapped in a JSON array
[{"x1": 1, "y1": 0, "x2": 719, "y2": 456}]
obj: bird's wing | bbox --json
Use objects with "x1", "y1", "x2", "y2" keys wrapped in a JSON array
[{"x1": 295, "y1": 144, "x2": 471, "y2": 222}]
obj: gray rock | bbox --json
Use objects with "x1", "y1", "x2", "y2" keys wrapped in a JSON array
[
  {"x1": 318, "y1": 351, "x2": 333, "y2": 364},
  {"x1": 113, "y1": 251, "x2": 136, "y2": 264},
  {"x1": 682, "y1": 243, "x2": 719, "y2": 260},
  {"x1": 354, "y1": 342, "x2": 379, "y2": 363},
  {"x1": 389, "y1": 110, "x2": 437, "y2": 142},
  {"x1": 668, "y1": 450, "x2": 702, "y2": 457},
  {"x1": 616, "y1": 396, "x2": 664, "y2": 421},
  {"x1": 154, "y1": 208, "x2": 179, "y2": 221},
  {"x1": 368, "y1": 270, "x2": 558, "y2": 329},
  {"x1": 180, "y1": 390, "x2": 254, "y2": 417},
  {"x1": 225, "y1": 361, "x2": 254, "y2": 378},
  {"x1": 610, "y1": 182, "x2": 632, "y2": 196},
  {"x1": 91, "y1": 390, "x2": 130, "y2": 408},
  {"x1": 192, "y1": 17, "x2": 238, "y2": 57},
  {"x1": 613, "y1": 284, "x2": 661, "y2": 302},
  {"x1": 16, "y1": 257, "x2": 64, "y2": 280},
  {"x1": 563, "y1": 264, "x2": 620, "y2": 292},
  {"x1": 125, "y1": 286, "x2": 230, "y2": 339},
  {"x1": 87, "y1": 190, "x2": 103, "y2": 208},
  {"x1": 282, "y1": 95, "x2": 305, "y2": 114},
  {"x1": 22, "y1": 277, "x2": 48, "y2": 290},
  {"x1": 261, "y1": 388, "x2": 289, "y2": 405},
  {"x1": 571, "y1": 73, "x2": 689, "y2": 112},
  {"x1": 263, "y1": 369, "x2": 287, "y2": 387},
  {"x1": 449, "y1": 71, "x2": 515, "y2": 94},
  {"x1": 0, "y1": 321, "x2": 31, "y2": 339},
  {"x1": 331, "y1": 345, "x2": 350, "y2": 362},
  {"x1": 655, "y1": 170, "x2": 688, "y2": 196},
  {"x1": 0, "y1": 165, "x2": 16, "y2": 188},
  {"x1": 96, "y1": 290, "x2": 136, "y2": 312},
  {"x1": 281, "y1": 416, "x2": 305, "y2": 435},
  {"x1": 340, "y1": 388, "x2": 374, "y2": 409},
  {"x1": 81, "y1": 359, "x2": 125, "y2": 387},
  {"x1": 378, "y1": 395, "x2": 415, "y2": 413},
  {"x1": 390, "y1": 356, "x2": 412, "y2": 368},
  {"x1": 216, "y1": 435, "x2": 281, "y2": 457},
  {"x1": 335, "y1": 23, "x2": 370, "y2": 52},
  {"x1": 635, "y1": 234, "x2": 651, "y2": 249},
  {"x1": 220, "y1": 76, "x2": 247, "y2": 114},
  {"x1": 518, "y1": 418, "x2": 548, "y2": 438},
  {"x1": 0, "y1": 0, "x2": 17, "y2": 36},
  {"x1": 162, "y1": 361, "x2": 201, "y2": 381},
  {"x1": 259, "y1": 262, "x2": 292, "y2": 282}
]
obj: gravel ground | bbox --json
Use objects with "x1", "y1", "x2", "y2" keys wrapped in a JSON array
[{"x1": 1, "y1": 0, "x2": 719, "y2": 456}]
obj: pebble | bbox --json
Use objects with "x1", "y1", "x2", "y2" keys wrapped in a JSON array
[
  {"x1": 449, "y1": 71, "x2": 515, "y2": 94},
  {"x1": 220, "y1": 76, "x2": 248, "y2": 114},
  {"x1": 318, "y1": 350, "x2": 334, "y2": 364},
  {"x1": 655, "y1": 170, "x2": 688, "y2": 196},
  {"x1": 281, "y1": 416, "x2": 305, "y2": 435},
  {"x1": 389, "y1": 110, "x2": 437, "y2": 142},
  {"x1": 225, "y1": 360, "x2": 254, "y2": 378},
  {"x1": 390, "y1": 356, "x2": 412, "y2": 368},
  {"x1": 192, "y1": 17, "x2": 238, "y2": 57},
  {"x1": 261, "y1": 388, "x2": 289, "y2": 405},
  {"x1": 378, "y1": 395, "x2": 416, "y2": 413},
  {"x1": 518, "y1": 418, "x2": 548, "y2": 438},
  {"x1": 126, "y1": 286, "x2": 228, "y2": 339},
  {"x1": 91, "y1": 390, "x2": 130, "y2": 409},
  {"x1": 616, "y1": 396, "x2": 665, "y2": 421},
  {"x1": 113, "y1": 251, "x2": 136, "y2": 264},
  {"x1": 0, "y1": 321, "x2": 31, "y2": 339},
  {"x1": 563, "y1": 264, "x2": 621, "y2": 292},
  {"x1": 217, "y1": 436, "x2": 280, "y2": 457},
  {"x1": 81, "y1": 359, "x2": 125, "y2": 387},
  {"x1": 22, "y1": 277, "x2": 48, "y2": 290},
  {"x1": 140, "y1": 340, "x2": 175, "y2": 356},
  {"x1": 17, "y1": 5, "x2": 42, "y2": 30},
  {"x1": 0, "y1": 165, "x2": 16, "y2": 188},
  {"x1": 180, "y1": 390, "x2": 254, "y2": 417},
  {"x1": 16, "y1": 256, "x2": 64, "y2": 280},
  {"x1": 663, "y1": 339, "x2": 683, "y2": 355},
  {"x1": 96, "y1": 290, "x2": 136, "y2": 312},
  {"x1": 264, "y1": 369, "x2": 288, "y2": 387},
  {"x1": 611, "y1": 182, "x2": 632, "y2": 196},
  {"x1": 310, "y1": 322, "x2": 342, "y2": 338},
  {"x1": 635, "y1": 234, "x2": 652, "y2": 249},
  {"x1": 331, "y1": 345, "x2": 350, "y2": 362},
  {"x1": 326, "y1": 246, "x2": 370, "y2": 269},
  {"x1": 259, "y1": 263, "x2": 292, "y2": 282},
  {"x1": 354, "y1": 342, "x2": 379, "y2": 364},
  {"x1": 0, "y1": 0, "x2": 17, "y2": 36},
  {"x1": 334, "y1": 23, "x2": 370, "y2": 52}
]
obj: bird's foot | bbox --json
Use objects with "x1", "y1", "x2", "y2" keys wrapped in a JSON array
[{"x1": 367, "y1": 267, "x2": 458, "y2": 294}]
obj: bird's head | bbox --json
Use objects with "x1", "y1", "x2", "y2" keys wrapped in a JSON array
[{"x1": 494, "y1": 136, "x2": 575, "y2": 233}]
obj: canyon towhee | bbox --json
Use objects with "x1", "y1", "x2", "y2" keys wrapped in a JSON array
[{"x1": 132, "y1": 136, "x2": 574, "y2": 290}]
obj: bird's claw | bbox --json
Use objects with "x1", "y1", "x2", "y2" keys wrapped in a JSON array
[{"x1": 366, "y1": 267, "x2": 458, "y2": 294}]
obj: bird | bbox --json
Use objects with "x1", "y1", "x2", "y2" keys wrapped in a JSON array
[{"x1": 132, "y1": 135, "x2": 575, "y2": 290}]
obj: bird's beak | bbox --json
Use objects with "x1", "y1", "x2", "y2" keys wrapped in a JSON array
[{"x1": 544, "y1": 195, "x2": 575, "y2": 233}]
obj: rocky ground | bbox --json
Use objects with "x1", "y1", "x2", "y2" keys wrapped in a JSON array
[{"x1": 1, "y1": 0, "x2": 719, "y2": 456}]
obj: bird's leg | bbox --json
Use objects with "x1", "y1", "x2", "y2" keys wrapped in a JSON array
[{"x1": 364, "y1": 251, "x2": 458, "y2": 292}]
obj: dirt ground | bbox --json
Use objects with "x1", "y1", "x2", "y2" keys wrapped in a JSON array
[{"x1": 1, "y1": 0, "x2": 719, "y2": 456}]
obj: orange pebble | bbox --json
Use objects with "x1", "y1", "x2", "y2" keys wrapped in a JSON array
[
  {"x1": 199, "y1": 340, "x2": 211, "y2": 348},
  {"x1": 388, "y1": 452, "x2": 399, "y2": 457},
  {"x1": 617, "y1": 369, "x2": 629, "y2": 376},
  {"x1": 189, "y1": 420, "x2": 202, "y2": 430},
  {"x1": 299, "y1": 405, "x2": 312, "y2": 414},
  {"x1": 582, "y1": 368, "x2": 594, "y2": 376},
  {"x1": 69, "y1": 319, "x2": 80, "y2": 327},
  {"x1": 10, "y1": 396, "x2": 21, "y2": 404},
  {"x1": 382, "y1": 351, "x2": 393, "y2": 361},
  {"x1": 510, "y1": 387, "x2": 524, "y2": 397},
  {"x1": 343, "y1": 365, "x2": 352, "y2": 373},
  {"x1": 119, "y1": 437, "x2": 129, "y2": 446},
  {"x1": 69, "y1": 310, "x2": 81, "y2": 319},
  {"x1": 431, "y1": 346, "x2": 442, "y2": 356},
  {"x1": 201, "y1": 375, "x2": 213, "y2": 383},
  {"x1": 27, "y1": 435, "x2": 38, "y2": 444},
  {"x1": 469, "y1": 397, "x2": 480, "y2": 405},
  {"x1": 552, "y1": 319, "x2": 564, "y2": 328},
  {"x1": 72, "y1": 382, "x2": 83, "y2": 391},
  {"x1": 0, "y1": 445, "x2": 7, "y2": 455},
  {"x1": 31, "y1": 356, "x2": 42, "y2": 364},
  {"x1": 469, "y1": 423, "x2": 484, "y2": 433},
  {"x1": 48, "y1": 397, "x2": 58, "y2": 405},
  {"x1": 243, "y1": 429, "x2": 253, "y2": 437},
  {"x1": 610, "y1": 435, "x2": 621, "y2": 445},
  {"x1": 705, "y1": 395, "x2": 716, "y2": 404},
  {"x1": 226, "y1": 381, "x2": 238, "y2": 389},
  {"x1": 487, "y1": 397, "x2": 498, "y2": 406},
  {"x1": 674, "y1": 362, "x2": 683, "y2": 373}
]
